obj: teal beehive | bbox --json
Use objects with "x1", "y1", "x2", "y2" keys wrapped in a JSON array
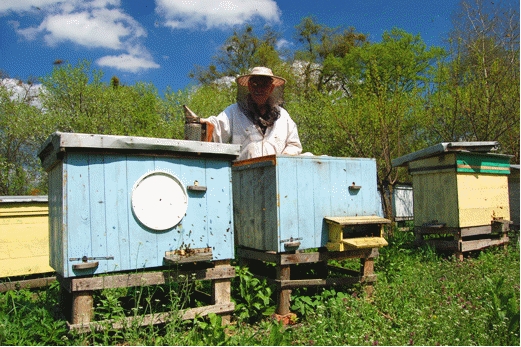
[
  {"x1": 39, "y1": 132, "x2": 240, "y2": 278},
  {"x1": 232, "y1": 155, "x2": 385, "y2": 252}
]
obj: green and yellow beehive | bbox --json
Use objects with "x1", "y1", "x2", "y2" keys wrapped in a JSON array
[{"x1": 392, "y1": 142, "x2": 511, "y2": 229}]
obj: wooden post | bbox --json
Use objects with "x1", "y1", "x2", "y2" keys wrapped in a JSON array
[
  {"x1": 492, "y1": 219, "x2": 511, "y2": 251},
  {"x1": 455, "y1": 232, "x2": 464, "y2": 261},
  {"x1": 276, "y1": 264, "x2": 291, "y2": 315},
  {"x1": 212, "y1": 260, "x2": 232, "y2": 325},
  {"x1": 71, "y1": 291, "x2": 94, "y2": 325},
  {"x1": 360, "y1": 254, "x2": 375, "y2": 297},
  {"x1": 414, "y1": 228, "x2": 424, "y2": 247}
]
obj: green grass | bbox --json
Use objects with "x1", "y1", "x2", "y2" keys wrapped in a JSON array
[{"x1": 1, "y1": 231, "x2": 519, "y2": 345}]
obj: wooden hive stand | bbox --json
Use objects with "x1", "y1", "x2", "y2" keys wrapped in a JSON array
[
  {"x1": 0, "y1": 274, "x2": 56, "y2": 292},
  {"x1": 415, "y1": 218, "x2": 511, "y2": 261},
  {"x1": 58, "y1": 257, "x2": 235, "y2": 332},
  {"x1": 237, "y1": 216, "x2": 390, "y2": 322}
]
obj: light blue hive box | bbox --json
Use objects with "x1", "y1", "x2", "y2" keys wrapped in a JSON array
[
  {"x1": 232, "y1": 155, "x2": 387, "y2": 253},
  {"x1": 39, "y1": 132, "x2": 240, "y2": 278}
]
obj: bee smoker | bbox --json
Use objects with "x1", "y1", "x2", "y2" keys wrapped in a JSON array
[{"x1": 183, "y1": 105, "x2": 207, "y2": 141}]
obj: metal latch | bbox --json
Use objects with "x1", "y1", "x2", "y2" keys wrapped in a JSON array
[
  {"x1": 280, "y1": 237, "x2": 302, "y2": 249},
  {"x1": 348, "y1": 182, "x2": 361, "y2": 191},
  {"x1": 187, "y1": 180, "x2": 207, "y2": 192}
]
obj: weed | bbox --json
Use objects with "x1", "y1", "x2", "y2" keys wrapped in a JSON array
[
  {"x1": 0, "y1": 236, "x2": 518, "y2": 345},
  {"x1": 232, "y1": 266, "x2": 275, "y2": 323}
]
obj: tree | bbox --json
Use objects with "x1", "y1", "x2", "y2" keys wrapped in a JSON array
[
  {"x1": 40, "y1": 60, "x2": 179, "y2": 139},
  {"x1": 293, "y1": 16, "x2": 366, "y2": 92},
  {"x1": 428, "y1": 0, "x2": 520, "y2": 162},
  {"x1": 190, "y1": 25, "x2": 284, "y2": 84},
  {"x1": 296, "y1": 29, "x2": 445, "y2": 223},
  {"x1": 0, "y1": 60, "x2": 188, "y2": 194},
  {"x1": 0, "y1": 79, "x2": 51, "y2": 195}
]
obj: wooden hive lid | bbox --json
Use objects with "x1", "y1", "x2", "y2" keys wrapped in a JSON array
[
  {"x1": 324, "y1": 216, "x2": 391, "y2": 225},
  {"x1": 391, "y1": 141, "x2": 503, "y2": 168}
]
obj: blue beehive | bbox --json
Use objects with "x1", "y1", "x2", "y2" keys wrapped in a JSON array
[
  {"x1": 232, "y1": 155, "x2": 385, "y2": 252},
  {"x1": 39, "y1": 132, "x2": 240, "y2": 278}
]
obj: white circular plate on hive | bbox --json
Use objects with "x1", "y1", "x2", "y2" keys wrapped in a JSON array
[{"x1": 131, "y1": 171, "x2": 188, "y2": 231}]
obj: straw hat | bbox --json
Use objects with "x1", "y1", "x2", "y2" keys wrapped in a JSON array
[{"x1": 236, "y1": 67, "x2": 286, "y2": 87}]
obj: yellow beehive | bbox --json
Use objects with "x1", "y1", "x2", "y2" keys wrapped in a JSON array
[
  {"x1": 325, "y1": 216, "x2": 390, "y2": 251},
  {"x1": 0, "y1": 196, "x2": 53, "y2": 277},
  {"x1": 393, "y1": 142, "x2": 512, "y2": 229}
]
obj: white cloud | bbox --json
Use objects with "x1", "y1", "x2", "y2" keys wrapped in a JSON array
[
  {"x1": 38, "y1": 9, "x2": 145, "y2": 49},
  {"x1": 0, "y1": 0, "x2": 120, "y2": 15},
  {"x1": 96, "y1": 54, "x2": 160, "y2": 73},
  {"x1": 13, "y1": 4, "x2": 145, "y2": 50},
  {"x1": 276, "y1": 38, "x2": 292, "y2": 50},
  {"x1": 155, "y1": 0, "x2": 280, "y2": 29},
  {"x1": 0, "y1": 0, "x2": 61, "y2": 15},
  {"x1": 3, "y1": 0, "x2": 159, "y2": 73},
  {"x1": 1, "y1": 78, "x2": 44, "y2": 108}
]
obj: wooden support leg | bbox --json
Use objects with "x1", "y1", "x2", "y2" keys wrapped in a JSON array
[
  {"x1": 58, "y1": 285, "x2": 73, "y2": 323},
  {"x1": 212, "y1": 260, "x2": 232, "y2": 325},
  {"x1": 503, "y1": 230, "x2": 509, "y2": 250},
  {"x1": 276, "y1": 265, "x2": 291, "y2": 316},
  {"x1": 492, "y1": 220, "x2": 511, "y2": 250},
  {"x1": 455, "y1": 233, "x2": 464, "y2": 261},
  {"x1": 360, "y1": 255, "x2": 375, "y2": 297},
  {"x1": 71, "y1": 291, "x2": 94, "y2": 325},
  {"x1": 271, "y1": 263, "x2": 297, "y2": 325},
  {"x1": 414, "y1": 229, "x2": 424, "y2": 247}
]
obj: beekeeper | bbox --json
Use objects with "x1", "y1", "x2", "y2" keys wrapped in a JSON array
[{"x1": 195, "y1": 67, "x2": 303, "y2": 160}]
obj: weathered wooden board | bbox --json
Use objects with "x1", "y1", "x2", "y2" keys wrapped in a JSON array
[
  {"x1": 68, "y1": 302, "x2": 235, "y2": 333},
  {"x1": 0, "y1": 276, "x2": 56, "y2": 292},
  {"x1": 59, "y1": 266, "x2": 235, "y2": 292},
  {"x1": 236, "y1": 247, "x2": 378, "y2": 265}
]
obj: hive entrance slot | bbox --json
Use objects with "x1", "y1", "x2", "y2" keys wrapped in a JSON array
[
  {"x1": 342, "y1": 224, "x2": 381, "y2": 239},
  {"x1": 164, "y1": 247, "x2": 213, "y2": 264}
]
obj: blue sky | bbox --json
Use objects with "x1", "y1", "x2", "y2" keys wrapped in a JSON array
[{"x1": 0, "y1": 0, "x2": 517, "y2": 94}]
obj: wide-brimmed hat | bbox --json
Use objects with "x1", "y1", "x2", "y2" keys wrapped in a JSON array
[{"x1": 236, "y1": 67, "x2": 286, "y2": 87}]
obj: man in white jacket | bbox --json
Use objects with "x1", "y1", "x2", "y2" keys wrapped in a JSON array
[{"x1": 200, "y1": 67, "x2": 302, "y2": 160}]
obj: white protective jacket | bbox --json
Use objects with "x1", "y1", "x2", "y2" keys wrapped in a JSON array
[{"x1": 205, "y1": 103, "x2": 302, "y2": 161}]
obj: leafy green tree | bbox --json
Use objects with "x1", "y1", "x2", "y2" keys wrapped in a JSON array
[
  {"x1": 39, "y1": 60, "x2": 179, "y2": 139},
  {"x1": 285, "y1": 85, "x2": 346, "y2": 156},
  {"x1": 293, "y1": 16, "x2": 366, "y2": 92},
  {"x1": 428, "y1": 0, "x2": 520, "y2": 162},
  {"x1": 0, "y1": 80, "x2": 52, "y2": 195},
  {"x1": 306, "y1": 29, "x2": 445, "y2": 221},
  {"x1": 190, "y1": 25, "x2": 284, "y2": 84}
]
